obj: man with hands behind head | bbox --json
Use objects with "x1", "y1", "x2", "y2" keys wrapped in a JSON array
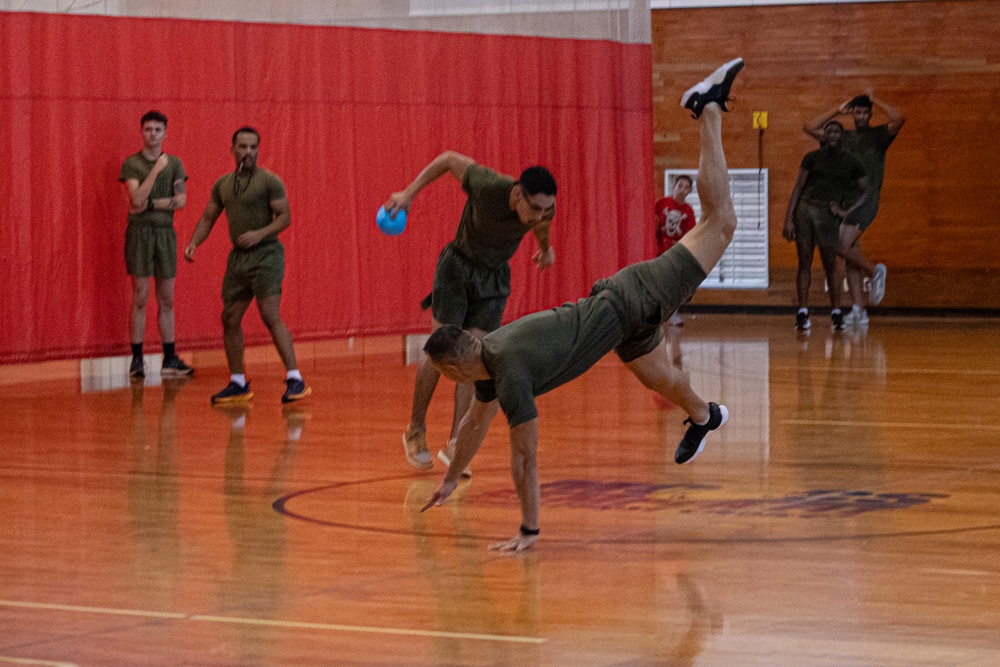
[{"x1": 804, "y1": 90, "x2": 904, "y2": 323}]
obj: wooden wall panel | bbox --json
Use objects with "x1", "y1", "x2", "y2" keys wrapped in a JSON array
[{"x1": 652, "y1": 0, "x2": 1000, "y2": 309}]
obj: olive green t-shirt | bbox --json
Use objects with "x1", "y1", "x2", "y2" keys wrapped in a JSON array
[
  {"x1": 841, "y1": 125, "x2": 895, "y2": 193},
  {"x1": 210, "y1": 168, "x2": 287, "y2": 246},
  {"x1": 475, "y1": 293, "x2": 625, "y2": 428},
  {"x1": 453, "y1": 164, "x2": 554, "y2": 269},
  {"x1": 119, "y1": 153, "x2": 188, "y2": 228},
  {"x1": 800, "y1": 147, "x2": 866, "y2": 206}
]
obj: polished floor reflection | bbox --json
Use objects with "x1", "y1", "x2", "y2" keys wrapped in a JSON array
[{"x1": 2, "y1": 314, "x2": 999, "y2": 666}]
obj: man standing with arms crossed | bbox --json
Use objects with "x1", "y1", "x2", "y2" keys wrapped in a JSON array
[
  {"x1": 384, "y1": 154, "x2": 557, "y2": 475},
  {"x1": 804, "y1": 91, "x2": 905, "y2": 325},
  {"x1": 184, "y1": 127, "x2": 310, "y2": 405},
  {"x1": 120, "y1": 110, "x2": 194, "y2": 380},
  {"x1": 420, "y1": 58, "x2": 744, "y2": 551}
]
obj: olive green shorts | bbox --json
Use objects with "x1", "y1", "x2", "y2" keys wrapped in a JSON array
[
  {"x1": 844, "y1": 192, "x2": 881, "y2": 232},
  {"x1": 124, "y1": 224, "x2": 177, "y2": 279},
  {"x1": 794, "y1": 199, "x2": 841, "y2": 250},
  {"x1": 222, "y1": 242, "x2": 284, "y2": 305},
  {"x1": 428, "y1": 243, "x2": 510, "y2": 332},
  {"x1": 593, "y1": 243, "x2": 707, "y2": 363}
]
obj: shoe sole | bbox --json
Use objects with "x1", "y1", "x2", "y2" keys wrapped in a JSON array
[
  {"x1": 677, "y1": 404, "x2": 729, "y2": 465},
  {"x1": 437, "y1": 449, "x2": 472, "y2": 478},
  {"x1": 282, "y1": 386, "x2": 312, "y2": 404},
  {"x1": 160, "y1": 368, "x2": 194, "y2": 377},
  {"x1": 680, "y1": 57, "x2": 744, "y2": 109},
  {"x1": 403, "y1": 433, "x2": 434, "y2": 471},
  {"x1": 212, "y1": 392, "x2": 254, "y2": 405}
]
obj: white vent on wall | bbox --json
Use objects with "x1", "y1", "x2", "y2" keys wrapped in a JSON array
[{"x1": 665, "y1": 168, "x2": 769, "y2": 289}]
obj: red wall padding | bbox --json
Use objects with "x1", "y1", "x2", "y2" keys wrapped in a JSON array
[{"x1": 0, "y1": 12, "x2": 653, "y2": 364}]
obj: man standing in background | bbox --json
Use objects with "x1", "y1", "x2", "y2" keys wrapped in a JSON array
[
  {"x1": 804, "y1": 91, "x2": 904, "y2": 325},
  {"x1": 184, "y1": 127, "x2": 310, "y2": 406},
  {"x1": 119, "y1": 110, "x2": 194, "y2": 380},
  {"x1": 655, "y1": 174, "x2": 696, "y2": 327}
]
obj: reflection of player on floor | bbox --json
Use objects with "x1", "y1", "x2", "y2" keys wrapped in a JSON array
[
  {"x1": 184, "y1": 127, "x2": 310, "y2": 405},
  {"x1": 420, "y1": 59, "x2": 745, "y2": 552}
]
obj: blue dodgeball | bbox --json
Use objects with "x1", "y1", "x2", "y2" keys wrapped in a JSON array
[{"x1": 377, "y1": 206, "x2": 407, "y2": 236}]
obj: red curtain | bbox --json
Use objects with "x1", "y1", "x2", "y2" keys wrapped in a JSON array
[{"x1": 0, "y1": 12, "x2": 653, "y2": 364}]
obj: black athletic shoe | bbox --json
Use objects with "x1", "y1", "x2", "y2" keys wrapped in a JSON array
[
  {"x1": 831, "y1": 310, "x2": 845, "y2": 331},
  {"x1": 282, "y1": 377, "x2": 312, "y2": 404},
  {"x1": 211, "y1": 381, "x2": 253, "y2": 405},
  {"x1": 161, "y1": 356, "x2": 194, "y2": 377},
  {"x1": 681, "y1": 58, "x2": 745, "y2": 119},
  {"x1": 675, "y1": 403, "x2": 729, "y2": 464},
  {"x1": 129, "y1": 357, "x2": 145, "y2": 379},
  {"x1": 795, "y1": 310, "x2": 811, "y2": 331}
]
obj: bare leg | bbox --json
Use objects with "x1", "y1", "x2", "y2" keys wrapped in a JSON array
[
  {"x1": 626, "y1": 341, "x2": 709, "y2": 424},
  {"x1": 154, "y1": 277, "x2": 176, "y2": 343},
  {"x1": 257, "y1": 294, "x2": 297, "y2": 371},
  {"x1": 408, "y1": 316, "x2": 446, "y2": 435},
  {"x1": 818, "y1": 245, "x2": 840, "y2": 310},
  {"x1": 131, "y1": 276, "x2": 151, "y2": 344},
  {"x1": 845, "y1": 263, "x2": 865, "y2": 309},
  {"x1": 795, "y1": 240, "x2": 815, "y2": 309},
  {"x1": 677, "y1": 104, "x2": 737, "y2": 275},
  {"x1": 838, "y1": 224, "x2": 874, "y2": 276},
  {"x1": 221, "y1": 299, "x2": 252, "y2": 375}
]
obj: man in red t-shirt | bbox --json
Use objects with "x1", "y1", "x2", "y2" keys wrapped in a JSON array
[
  {"x1": 654, "y1": 175, "x2": 696, "y2": 328},
  {"x1": 655, "y1": 175, "x2": 696, "y2": 256}
]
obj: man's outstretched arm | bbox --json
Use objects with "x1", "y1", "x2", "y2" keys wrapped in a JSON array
[
  {"x1": 421, "y1": 398, "x2": 499, "y2": 510},
  {"x1": 385, "y1": 151, "x2": 476, "y2": 216},
  {"x1": 489, "y1": 417, "x2": 540, "y2": 553}
]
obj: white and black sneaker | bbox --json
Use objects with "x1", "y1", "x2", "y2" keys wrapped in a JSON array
[
  {"x1": 795, "y1": 309, "x2": 811, "y2": 331},
  {"x1": 681, "y1": 58, "x2": 745, "y2": 119},
  {"x1": 675, "y1": 403, "x2": 729, "y2": 464}
]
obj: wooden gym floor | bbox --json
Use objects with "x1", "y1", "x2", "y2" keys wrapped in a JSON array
[{"x1": 1, "y1": 314, "x2": 999, "y2": 666}]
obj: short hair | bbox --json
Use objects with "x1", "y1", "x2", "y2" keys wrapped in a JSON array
[
  {"x1": 674, "y1": 174, "x2": 693, "y2": 188},
  {"x1": 424, "y1": 324, "x2": 476, "y2": 365},
  {"x1": 232, "y1": 126, "x2": 261, "y2": 145},
  {"x1": 850, "y1": 95, "x2": 873, "y2": 110},
  {"x1": 824, "y1": 120, "x2": 845, "y2": 132},
  {"x1": 519, "y1": 166, "x2": 557, "y2": 197},
  {"x1": 141, "y1": 110, "x2": 167, "y2": 127}
]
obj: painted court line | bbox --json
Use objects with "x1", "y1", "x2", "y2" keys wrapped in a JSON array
[
  {"x1": 0, "y1": 600, "x2": 546, "y2": 645},
  {"x1": 0, "y1": 658, "x2": 77, "y2": 667},
  {"x1": 779, "y1": 419, "x2": 1000, "y2": 432}
]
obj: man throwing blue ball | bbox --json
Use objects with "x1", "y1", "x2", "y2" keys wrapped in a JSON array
[
  {"x1": 420, "y1": 59, "x2": 745, "y2": 551},
  {"x1": 385, "y1": 153, "x2": 557, "y2": 476}
]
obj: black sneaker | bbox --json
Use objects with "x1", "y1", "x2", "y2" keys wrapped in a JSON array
[
  {"x1": 282, "y1": 377, "x2": 312, "y2": 404},
  {"x1": 211, "y1": 380, "x2": 253, "y2": 404},
  {"x1": 161, "y1": 356, "x2": 194, "y2": 377},
  {"x1": 129, "y1": 357, "x2": 145, "y2": 379},
  {"x1": 795, "y1": 310, "x2": 811, "y2": 331},
  {"x1": 681, "y1": 58, "x2": 745, "y2": 119},
  {"x1": 831, "y1": 310, "x2": 845, "y2": 331},
  {"x1": 675, "y1": 403, "x2": 729, "y2": 464}
]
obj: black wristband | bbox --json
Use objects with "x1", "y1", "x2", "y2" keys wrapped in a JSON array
[{"x1": 519, "y1": 524, "x2": 539, "y2": 537}]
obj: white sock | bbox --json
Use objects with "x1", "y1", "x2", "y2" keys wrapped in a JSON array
[
  {"x1": 798, "y1": 308, "x2": 808, "y2": 315},
  {"x1": 831, "y1": 309, "x2": 841, "y2": 316},
  {"x1": 286, "y1": 369, "x2": 303, "y2": 381},
  {"x1": 230, "y1": 374, "x2": 247, "y2": 387}
]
